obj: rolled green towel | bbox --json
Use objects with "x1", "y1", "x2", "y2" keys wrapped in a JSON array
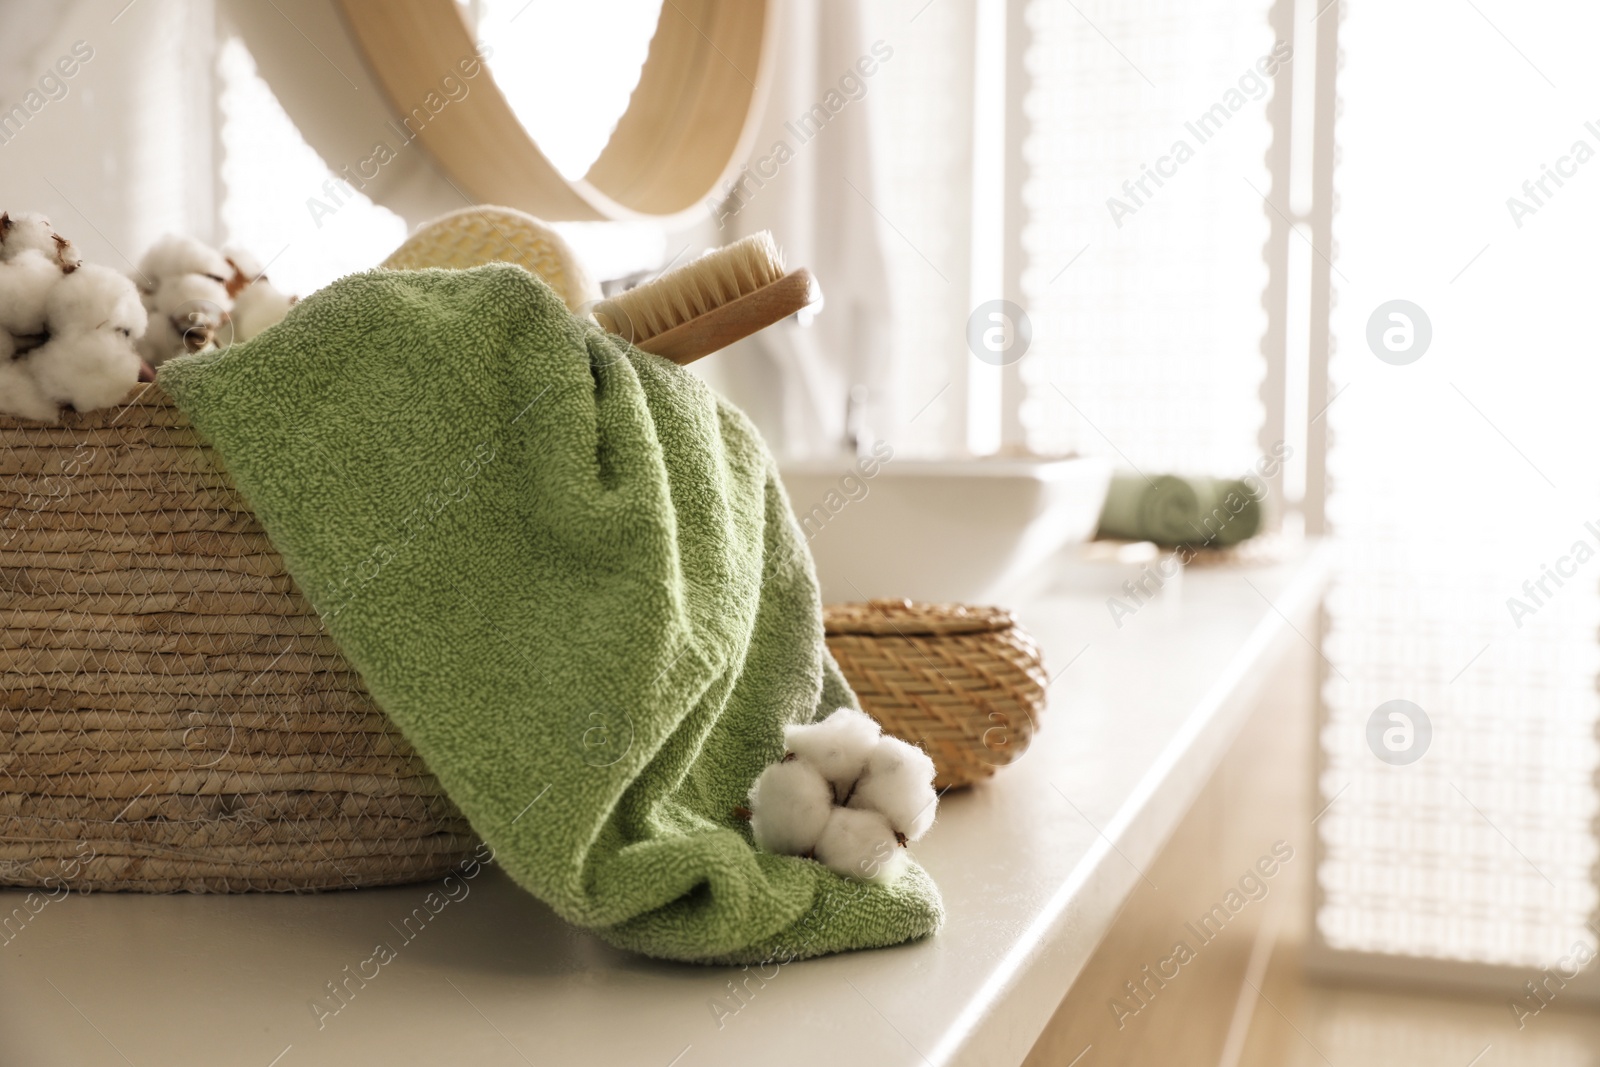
[
  {"x1": 1097, "y1": 473, "x2": 1201, "y2": 544},
  {"x1": 1191, "y1": 478, "x2": 1263, "y2": 546},
  {"x1": 1096, "y1": 474, "x2": 1263, "y2": 546},
  {"x1": 159, "y1": 264, "x2": 942, "y2": 964}
]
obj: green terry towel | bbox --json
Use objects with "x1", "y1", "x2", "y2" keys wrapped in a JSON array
[
  {"x1": 158, "y1": 264, "x2": 943, "y2": 963},
  {"x1": 1096, "y1": 473, "x2": 1263, "y2": 547},
  {"x1": 1190, "y1": 478, "x2": 1263, "y2": 546}
]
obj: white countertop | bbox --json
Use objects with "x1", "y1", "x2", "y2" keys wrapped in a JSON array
[{"x1": 0, "y1": 544, "x2": 1331, "y2": 1067}]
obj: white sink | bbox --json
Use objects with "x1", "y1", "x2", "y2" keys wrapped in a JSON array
[{"x1": 780, "y1": 454, "x2": 1112, "y2": 605}]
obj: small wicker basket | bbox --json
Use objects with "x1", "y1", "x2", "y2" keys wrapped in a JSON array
[
  {"x1": 823, "y1": 600, "x2": 1048, "y2": 789},
  {"x1": 0, "y1": 388, "x2": 476, "y2": 893}
]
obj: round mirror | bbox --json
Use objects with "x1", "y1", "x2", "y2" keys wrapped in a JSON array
[
  {"x1": 469, "y1": 0, "x2": 663, "y2": 181},
  {"x1": 337, "y1": 0, "x2": 774, "y2": 223}
]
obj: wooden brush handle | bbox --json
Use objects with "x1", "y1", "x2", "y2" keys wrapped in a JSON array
[{"x1": 635, "y1": 269, "x2": 820, "y2": 365}]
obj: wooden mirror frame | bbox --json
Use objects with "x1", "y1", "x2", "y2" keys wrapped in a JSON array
[{"x1": 336, "y1": 0, "x2": 773, "y2": 224}]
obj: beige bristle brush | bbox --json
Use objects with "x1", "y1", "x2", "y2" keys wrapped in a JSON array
[{"x1": 593, "y1": 232, "x2": 820, "y2": 365}]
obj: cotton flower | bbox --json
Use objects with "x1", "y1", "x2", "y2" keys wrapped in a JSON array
[
  {"x1": 218, "y1": 245, "x2": 296, "y2": 342},
  {"x1": 0, "y1": 334, "x2": 57, "y2": 423},
  {"x1": 783, "y1": 707, "x2": 881, "y2": 800},
  {"x1": 221, "y1": 245, "x2": 264, "y2": 289},
  {"x1": 814, "y1": 807, "x2": 906, "y2": 884},
  {"x1": 150, "y1": 269, "x2": 231, "y2": 315},
  {"x1": 135, "y1": 233, "x2": 231, "y2": 291},
  {"x1": 51, "y1": 233, "x2": 81, "y2": 272},
  {"x1": 230, "y1": 275, "x2": 296, "y2": 342},
  {"x1": 746, "y1": 708, "x2": 940, "y2": 884},
  {"x1": 0, "y1": 213, "x2": 148, "y2": 419},
  {"x1": 0, "y1": 249, "x2": 63, "y2": 335},
  {"x1": 132, "y1": 235, "x2": 300, "y2": 365},
  {"x1": 0, "y1": 211, "x2": 59, "y2": 261},
  {"x1": 136, "y1": 315, "x2": 187, "y2": 366},
  {"x1": 45, "y1": 263, "x2": 145, "y2": 338},
  {"x1": 29, "y1": 329, "x2": 143, "y2": 412},
  {"x1": 136, "y1": 271, "x2": 232, "y2": 366},
  {"x1": 132, "y1": 235, "x2": 231, "y2": 366},
  {"x1": 747, "y1": 758, "x2": 834, "y2": 857},
  {"x1": 28, "y1": 263, "x2": 147, "y2": 412},
  {"x1": 847, "y1": 735, "x2": 939, "y2": 842}
]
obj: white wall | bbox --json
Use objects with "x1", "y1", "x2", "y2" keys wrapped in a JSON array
[{"x1": 0, "y1": 0, "x2": 217, "y2": 270}]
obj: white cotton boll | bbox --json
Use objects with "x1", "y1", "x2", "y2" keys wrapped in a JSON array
[
  {"x1": 0, "y1": 361, "x2": 59, "y2": 422},
  {"x1": 136, "y1": 273, "x2": 229, "y2": 364},
  {"x1": 847, "y1": 735, "x2": 939, "y2": 842},
  {"x1": 145, "y1": 271, "x2": 231, "y2": 319},
  {"x1": 136, "y1": 313, "x2": 187, "y2": 367},
  {"x1": 31, "y1": 329, "x2": 142, "y2": 412},
  {"x1": 32, "y1": 265, "x2": 146, "y2": 412},
  {"x1": 221, "y1": 245, "x2": 264, "y2": 281},
  {"x1": 230, "y1": 278, "x2": 295, "y2": 341},
  {"x1": 814, "y1": 806, "x2": 906, "y2": 883},
  {"x1": 51, "y1": 233, "x2": 81, "y2": 272},
  {"x1": 0, "y1": 249, "x2": 63, "y2": 335},
  {"x1": 782, "y1": 707, "x2": 881, "y2": 798},
  {"x1": 134, "y1": 235, "x2": 233, "y2": 363},
  {"x1": 0, "y1": 212, "x2": 59, "y2": 261},
  {"x1": 0, "y1": 334, "x2": 58, "y2": 423},
  {"x1": 137, "y1": 314, "x2": 184, "y2": 365},
  {"x1": 747, "y1": 758, "x2": 834, "y2": 857},
  {"x1": 45, "y1": 263, "x2": 146, "y2": 340},
  {"x1": 136, "y1": 234, "x2": 231, "y2": 290}
]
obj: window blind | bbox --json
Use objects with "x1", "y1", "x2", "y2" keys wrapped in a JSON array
[
  {"x1": 1017, "y1": 0, "x2": 1276, "y2": 473},
  {"x1": 1315, "y1": 0, "x2": 1600, "y2": 970}
]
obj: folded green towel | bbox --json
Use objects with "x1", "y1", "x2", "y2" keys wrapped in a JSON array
[
  {"x1": 1097, "y1": 473, "x2": 1263, "y2": 547},
  {"x1": 159, "y1": 265, "x2": 942, "y2": 963}
]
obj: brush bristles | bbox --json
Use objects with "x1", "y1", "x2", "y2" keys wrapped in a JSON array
[{"x1": 595, "y1": 232, "x2": 787, "y2": 343}]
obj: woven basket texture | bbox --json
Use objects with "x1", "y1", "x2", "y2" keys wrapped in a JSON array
[
  {"x1": 1, "y1": 387, "x2": 1046, "y2": 889},
  {"x1": 0, "y1": 388, "x2": 477, "y2": 892},
  {"x1": 823, "y1": 599, "x2": 1048, "y2": 789}
]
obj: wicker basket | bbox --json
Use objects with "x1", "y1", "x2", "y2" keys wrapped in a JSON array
[
  {"x1": 823, "y1": 599, "x2": 1048, "y2": 789},
  {"x1": 0, "y1": 388, "x2": 477, "y2": 892}
]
